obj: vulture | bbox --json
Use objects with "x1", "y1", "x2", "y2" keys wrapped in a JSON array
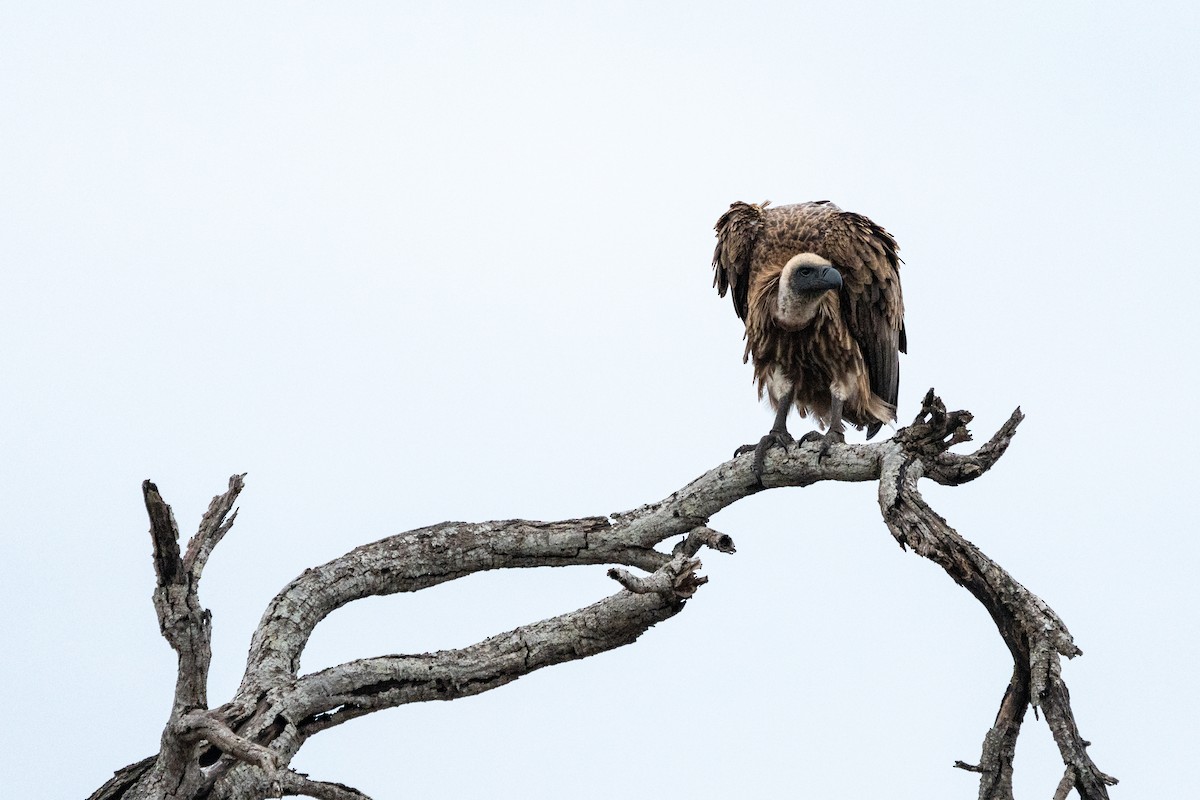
[{"x1": 712, "y1": 200, "x2": 906, "y2": 476}]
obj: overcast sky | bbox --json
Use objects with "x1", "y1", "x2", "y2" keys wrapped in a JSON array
[{"x1": 3, "y1": 3, "x2": 1197, "y2": 798}]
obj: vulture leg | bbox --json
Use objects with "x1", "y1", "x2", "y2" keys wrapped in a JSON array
[
  {"x1": 801, "y1": 395, "x2": 845, "y2": 462},
  {"x1": 734, "y1": 388, "x2": 796, "y2": 480}
]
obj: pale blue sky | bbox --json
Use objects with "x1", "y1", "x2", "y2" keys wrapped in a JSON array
[{"x1": 2, "y1": 3, "x2": 1196, "y2": 797}]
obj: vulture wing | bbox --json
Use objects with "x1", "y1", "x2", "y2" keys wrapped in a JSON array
[
  {"x1": 819, "y1": 208, "x2": 906, "y2": 437},
  {"x1": 712, "y1": 201, "x2": 768, "y2": 321}
]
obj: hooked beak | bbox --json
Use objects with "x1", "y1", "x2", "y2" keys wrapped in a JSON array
[
  {"x1": 789, "y1": 264, "x2": 843, "y2": 294},
  {"x1": 815, "y1": 266, "x2": 843, "y2": 291}
]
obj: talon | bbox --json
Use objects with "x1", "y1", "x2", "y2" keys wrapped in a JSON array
[
  {"x1": 817, "y1": 430, "x2": 845, "y2": 462},
  {"x1": 736, "y1": 430, "x2": 795, "y2": 481}
]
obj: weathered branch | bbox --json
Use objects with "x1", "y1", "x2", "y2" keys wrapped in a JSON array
[
  {"x1": 94, "y1": 391, "x2": 1114, "y2": 800},
  {"x1": 128, "y1": 478, "x2": 245, "y2": 799},
  {"x1": 673, "y1": 525, "x2": 737, "y2": 557},
  {"x1": 235, "y1": 516, "x2": 660, "y2": 695},
  {"x1": 897, "y1": 389, "x2": 1026, "y2": 486},
  {"x1": 145, "y1": 480, "x2": 184, "y2": 589},
  {"x1": 879, "y1": 391, "x2": 1114, "y2": 800},
  {"x1": 1054, "y1": 767, "x2": 1079, "y2": 800},
  {"x1": 181, "y1": 473, "x2": 245, "y2": 584},
  {"x1": 607, "y1": 551, "x2": 707, "y2": 598},
  {"x1": 952, "y1": 667, "x2": 1030, "y2": 798},
  {"x1": 291, "y1": 568, "x2": 691, "y2": 735}
]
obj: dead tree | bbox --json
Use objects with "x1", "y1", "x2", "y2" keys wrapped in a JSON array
[{"x1": 88, "y1": 392, "x2": 1116, "y2": 800}]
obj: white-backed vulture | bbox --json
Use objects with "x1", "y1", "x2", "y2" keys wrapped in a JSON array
[{"x1": 712, "y1": 200, "x2": 906, "y2": 476}]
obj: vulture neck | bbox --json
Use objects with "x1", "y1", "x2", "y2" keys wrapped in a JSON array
[{"x1": 775, "y1": 289, "x2": 838, "y2": 331}]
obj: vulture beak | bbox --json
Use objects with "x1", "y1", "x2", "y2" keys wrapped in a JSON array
[
  {"x1": 815, "y1": 266, "x2": 843, "y2": 291},
  {"x1": 788, "y1": 263, "x2": 843, "y2": 295}
]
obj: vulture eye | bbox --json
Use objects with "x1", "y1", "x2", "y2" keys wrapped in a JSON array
[{"x1": 800, "y1": 268, "x2": 813, "y2": 277}]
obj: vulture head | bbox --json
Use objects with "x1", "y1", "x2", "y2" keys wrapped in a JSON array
[{"x1": 776, "y1": 252, "x2": 842, "y2": 329}]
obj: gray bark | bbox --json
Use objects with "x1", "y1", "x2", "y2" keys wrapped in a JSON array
[{"x1": 87, "y1": 391, "x2": 1115, "y2": 800}]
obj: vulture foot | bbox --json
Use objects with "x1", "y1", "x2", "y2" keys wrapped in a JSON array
[
  {"x1": 735, "y1": 430, "x2": 796, "y2": 480},
  {"x1": 800, "y1": 429, "x2": 845, "y2": 462}
]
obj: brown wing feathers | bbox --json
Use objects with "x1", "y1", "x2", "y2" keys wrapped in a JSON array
[
  {"x1": 712, "y1": 201, "x2": 768, "y2": 321},
  {"x1": 828, "y1": 210, "x2": 904, "y2": 435}
]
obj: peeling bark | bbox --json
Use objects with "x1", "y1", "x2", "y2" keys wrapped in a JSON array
[{"x1": 88, "y1": 391, "x2": 1114, "y2": 800}]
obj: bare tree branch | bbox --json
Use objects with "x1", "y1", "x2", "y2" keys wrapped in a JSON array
[
  {"x1": 899, "y1": 389, "x2": 1026, "y2": 486},
  {"x1": 952, "y1": 667, "x2": 1030, "y2": 798},
  {"x1": 275, "y1": 772, "x2": 372, "y2": 800},
  {"x1": 145, "y1": 480, "x2": 183, "y2": 589},
  {"x1": 877, "y1": 391, "x2": 1113, "y2": 800},
  {"x1": 93, "y1": 391, "x2": 1115, "y2": 800},
  {"x1": 607, "y1": 552, "x2": 706, "y2": 597},
  {"x1": 1042, "y1": 679, "x2": 1119, "y2": 797},
  {"x1": 290, "y1": 570, "x2": 692, "y2": 735},
  {"x1": 181, "y1": 473, "x2": 245, "y2": 584},
  {"x1": 135, "y1": 477, "x2": 246, "y2": 798},
  {"x1": 234, "y1": 516, "x2": 663, "y2": 696},
  {"x1": 674, "y1": 525, "x2": 737, "y2": 557},
  {"x1": 1054, "y1": 767, "x2": 1079, "y2": 800}
]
